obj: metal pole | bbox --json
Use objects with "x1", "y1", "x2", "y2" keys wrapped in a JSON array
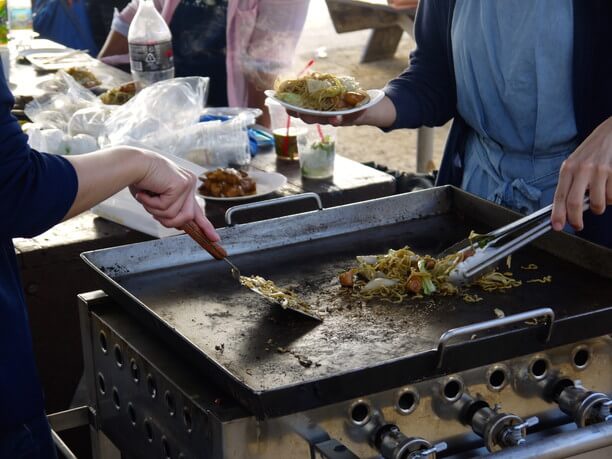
[
  {"x1": 51, "y1": 429, "x2": 77, "y2": 459},
  {"x1": 416, "y1": 127, "x2": 434, "y2": 173},
  {"x1": 487, "y1": 422, "x2": 612, "y2": 459}
]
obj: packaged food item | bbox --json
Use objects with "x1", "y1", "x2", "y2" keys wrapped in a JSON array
[
  {"x1": 66, "y1": 66, "x2": 101, "y2": 89},
  {"x1": 99, "y1": 81, "x2": 138, "y2": 105}
]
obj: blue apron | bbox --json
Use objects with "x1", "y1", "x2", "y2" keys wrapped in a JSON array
[
  {"x1": 452, "y1": 0, "x2": 577, "y2": 215},
  {"x1": 170, "y1": 0, "x2": 228, "y2": 107}
]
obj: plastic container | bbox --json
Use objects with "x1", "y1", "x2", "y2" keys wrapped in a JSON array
[
  {"x1": 163, "y1": 116, "x2": 251, "y2": 169},
  {"x1": 128, "y1": 0, "x2": 174, "y2": 85},
  {"x1": 91, "y1": 154, "x2": 206, "y2": 238}
]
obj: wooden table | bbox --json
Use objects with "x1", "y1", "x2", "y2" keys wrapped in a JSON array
[
  {"x1": 10, "y1": 40, "x2": 396, "y2": 418},
  {"x1": 325, "y1": 0, "x2": 418, "y2": 63}
]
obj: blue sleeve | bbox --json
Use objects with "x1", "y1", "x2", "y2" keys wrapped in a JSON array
[
  {"x1": 0, "y1": 70, "x2": 78, "y2": 239},
  {"x1": 383, "y1": 0, "x2": 457, "y2": 129}
]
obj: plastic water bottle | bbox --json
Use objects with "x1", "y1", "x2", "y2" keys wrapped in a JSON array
[
  {"x1": 6, "y1": 0, "x2": 33, "y2": 42},
  {"x1": 128, "y1": 0, "x2": 174, "y2": 85}
]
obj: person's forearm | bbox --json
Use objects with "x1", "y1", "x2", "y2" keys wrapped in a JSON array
[
  {"x1": 63, "y1": 147, "x2": 151, "y2": 219},
  {"x1": 98, "y1": 30, "x2": 129, "y2": 59},
  {"x1": 355, "y1": 96, "x2": 397, "y2": 128}
]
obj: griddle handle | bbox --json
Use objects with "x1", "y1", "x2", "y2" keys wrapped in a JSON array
[
  {"x1": 225, "y1": 192, "x2": 323, "y2": 226},
  {"x1": 182, "y1": 221, "x2": 227, "y2": 260},
  {"x1": 436, "y1": 307, "x2": 555, "y2": 370}
]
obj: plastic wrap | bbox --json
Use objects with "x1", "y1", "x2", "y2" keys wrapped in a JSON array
[
  {"x1": 25, "y1": 71, "x2": 98, "y2": 126},
  {"x1": 100, "y1": 77, "x2": 210, "y2": 149},
  {"x1": 68, "y1": 106, "x2": 115, "y2": 137},
  {"x1": 167, "y1": 116, "x2": 251, "y2": 168}
]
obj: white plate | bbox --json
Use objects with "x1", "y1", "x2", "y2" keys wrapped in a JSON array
[
  {"x1": 22, "y1": 48, "x2": 92, "y2": 71},
  {"x1": 200, "y1": 170, "x2": 287, "y2": 202},
  {"x1": 264, "y1": 88, "x2": 384, "y2": 116}
]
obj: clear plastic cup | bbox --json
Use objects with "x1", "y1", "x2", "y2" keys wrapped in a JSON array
[
  {"x1": 300, "y1": 125, "x2": 336, "y2": 179},
  {"x1": 265, "y1": 97, "x2": 308, "y2": 161}
]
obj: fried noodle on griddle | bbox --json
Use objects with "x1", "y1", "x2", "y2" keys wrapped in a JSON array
[{"x1": 339, "y1": 246, "x2": 522, "y2": 302}]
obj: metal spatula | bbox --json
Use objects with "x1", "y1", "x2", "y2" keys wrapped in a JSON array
[
  {"x1": 443, "y1": 197, "x2": 590, "y2": 286},
  {"x1": 182, "y1": 221, "x2": 321, "y2": 320}
]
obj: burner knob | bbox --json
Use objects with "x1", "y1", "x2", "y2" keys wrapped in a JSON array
[
  {"x1": 378, "y1": 430, "x2": 446, "y2": 459},
  {"x1": 406, "y1": 441, "x2": 448, "y2": 459},
  {"x1": 469, "y1": 402, "x2": 538, "y2": 452},
  {"x1": 357, "y1": 412, "x2": 446, "y2": 459},
  {"x1": 557, "y1": 385, "x2": 612, "y2": 427},
  {"x1": 497, "y1": 416, "x2": 539, "y2": 447}
]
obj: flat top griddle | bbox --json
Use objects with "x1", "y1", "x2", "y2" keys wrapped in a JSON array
[{"x1": 83, "y1": 187, "x2": 612, "y2": 418}]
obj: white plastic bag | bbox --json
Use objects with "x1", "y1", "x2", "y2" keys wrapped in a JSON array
[
  {"x1": 25, "y1": 71, "x2": 98, "y2": 130},
  {"x1": 68, "y1": 106, "x2": 115, "y2": 137},
  {"x1": 100, "y1": 77, "x2": 209, "y2": 149}
]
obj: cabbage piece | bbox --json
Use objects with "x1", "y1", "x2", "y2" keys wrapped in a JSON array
[
  {"x1": 277, "y1": 92, "x2": 303, "y2": 107},
  {"x1": 338, "y1": 76, "x2": 359, "y2": 91},
  {"x1": 356, "y1": 255, "x2": 378, "y2": 265},
  {"x1": 306, "y1": 78, "x2": 332, "y2": 94},
  {"x1": 361, "y1": 277, "x2": 397, "y2": 292}
]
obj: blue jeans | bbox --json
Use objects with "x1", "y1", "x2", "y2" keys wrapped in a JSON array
[{"x1": 0, "y1": 413, "x2": 57, "y2": 459}]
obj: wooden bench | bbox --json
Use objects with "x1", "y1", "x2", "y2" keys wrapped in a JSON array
[{"x1": 325, "y1": 0, "x2": 418, "y2": 63}]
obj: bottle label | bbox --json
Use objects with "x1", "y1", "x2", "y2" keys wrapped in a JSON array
[{"x1": 129, "y1": 41, "x2": 174, "y2": 73}]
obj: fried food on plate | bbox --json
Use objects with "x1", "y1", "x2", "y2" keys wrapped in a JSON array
[
  {"x1": 274, "y1": 72, "x2": 370, "y2": 111},
  {"x1": 198, "y1": 168, "x2": 257, "y2": 198}
]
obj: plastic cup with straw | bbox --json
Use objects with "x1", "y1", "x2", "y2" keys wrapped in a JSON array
[{"x1": 280, "y1": 59, "x2": 315, "y2": 160}]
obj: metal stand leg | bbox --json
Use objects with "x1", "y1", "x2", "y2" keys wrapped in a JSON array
[
  {"x1": 91, "y1": 430, "x2": 121, "y2": 459},
  {"x1": 416, "y1": 127, "x2": 434, "y2": 173}
]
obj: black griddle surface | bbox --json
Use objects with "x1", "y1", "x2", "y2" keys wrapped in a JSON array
[{"x1": 115, "y1": 213, "x2": 612, "y2": 397}]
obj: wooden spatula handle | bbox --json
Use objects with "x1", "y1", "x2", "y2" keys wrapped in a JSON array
[{"x1": 181, "y1": 221, "x2": 227, "y2": 260}]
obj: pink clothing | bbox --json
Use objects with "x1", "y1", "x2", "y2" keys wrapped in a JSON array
[
  {"x1": 116, "y1": 0, "x2": 180, "y2": 25},
  {"x1": 108, "y1": 0, "x2": 309, "y2": 107},
  {"x1": 226, "y1": 0, "x2": 309, "y2": 106}
]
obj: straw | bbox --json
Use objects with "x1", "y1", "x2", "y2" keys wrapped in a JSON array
[
  {"x1": 316, "y1": 124, "x2": 325, "y2": 142},
  {"x1": 284, "y1": 59, "x2": 316, "y2": 156}
]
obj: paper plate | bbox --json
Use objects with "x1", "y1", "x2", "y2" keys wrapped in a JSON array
[{"x1": 264, "y1": 89, "x2": 384, "y2": 117}]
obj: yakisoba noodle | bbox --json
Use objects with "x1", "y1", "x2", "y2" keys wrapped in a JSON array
[
  {"x1": 275, "y1": 72, "x2": 370, "y2": 111},
  {"x1": 340, "y1": 246, "x2": 523, "y2": 303},
  {"x1": 240, "y1": 275, "x2": 300, "y2": 307}
]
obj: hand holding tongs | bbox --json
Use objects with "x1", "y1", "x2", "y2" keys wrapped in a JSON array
[{"x1": 446, "y1": 197, "x2": 590, "y2": 286}]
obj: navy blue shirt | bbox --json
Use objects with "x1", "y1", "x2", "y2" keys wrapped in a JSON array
[
  {"x1": 384, "y1": 0, "x2": 612, "y2": 247},
  {"x1": 0, "y1": 72, "x2": 78, "y2": 428}
]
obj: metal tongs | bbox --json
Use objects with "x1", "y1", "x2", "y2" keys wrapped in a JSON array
[{"x1": 446, "y1": 197, "x2": 590, "y2": 286}]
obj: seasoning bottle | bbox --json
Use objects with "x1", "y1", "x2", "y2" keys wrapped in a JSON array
[{"x1": 128, "y1": 0, "x2": 175, "y2": 85}]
